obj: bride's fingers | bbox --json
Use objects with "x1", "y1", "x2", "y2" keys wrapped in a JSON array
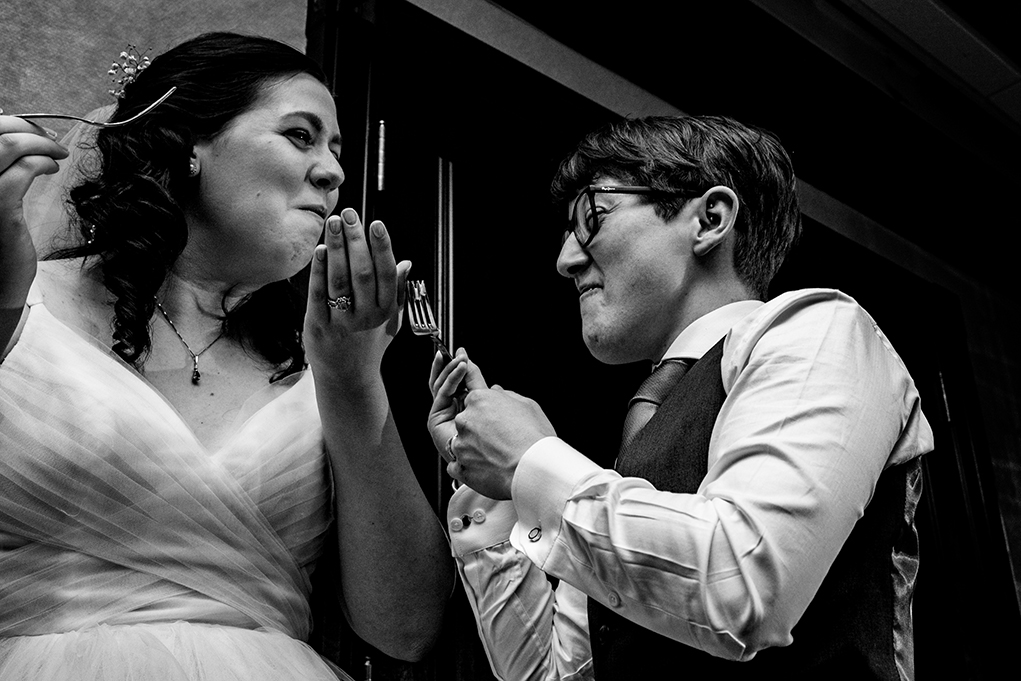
[
  {"x1": 367, "y1": 219, "x2": 398, "y2": 311},
  {"x1": 0, "y1": 141, "x2": 66, "y2": 188},
  {"x1": 0, "y1": 130, "x2": 67, "y2": 176},
  {"x1": 395, "y1": 260, "x2": 411, "y2": 310},
  {"x1": 305, "y1": 245, "x2": 330, "y2": 326},
  {"x1": 324, "y1": 214, "x2": 352, "y2": 308},
  {"x1": 338, "y1": 208, "x2": 375, "y2": 313}
]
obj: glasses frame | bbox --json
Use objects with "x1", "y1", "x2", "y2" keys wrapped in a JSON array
[{"x1": 565, "y1": 185, "x2": 704, "y2": 248}]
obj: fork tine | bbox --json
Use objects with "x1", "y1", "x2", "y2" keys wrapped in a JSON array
[
  {"x1": 405, "y1": 279, "x2": 431, "y2": 334},
  {"x1": 405, "y1": 289, "x2": 417, "y2": 328},
  {"x1": 406, "y1": 280, "x2": 452, "y2": 356},
  {"x1": 421, "y1": 289, "x2": 439, "y2": 330}
]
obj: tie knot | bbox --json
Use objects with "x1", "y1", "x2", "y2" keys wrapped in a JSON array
[
  {"x1": 630, "y1": 359, "x2": 691, "y2": 408},
  {"x1": 618, "y1": 358, "x2": 692, "y2": 458}
]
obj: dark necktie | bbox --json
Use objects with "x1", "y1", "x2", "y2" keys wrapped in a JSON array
[{"x1": 618, "y1": 359, "x2": 691, "y2": 457}]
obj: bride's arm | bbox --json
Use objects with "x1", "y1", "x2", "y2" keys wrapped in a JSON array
[
  {"x1": 0, "y1": 117, "x2": 68, "y2": 359},
  {"x1": 304, "y1": 208, "x2": 452, "y2": 662}
]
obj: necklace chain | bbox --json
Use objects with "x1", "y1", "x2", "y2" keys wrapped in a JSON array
[{"x1": 155, "y1": 300, "x2": 225, "y2": 385}]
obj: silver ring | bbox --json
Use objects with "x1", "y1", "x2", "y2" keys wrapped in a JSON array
[
  {"x1": 326, "y1": 295, "x2": 352, "y2": 311},
  {"x1": 445, "y1": 435, "x2": 457, "y2": 463}
]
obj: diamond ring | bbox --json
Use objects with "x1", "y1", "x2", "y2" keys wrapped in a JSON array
[{"x1": 327, "y1": 296, "x2": 352, "y2": 311}]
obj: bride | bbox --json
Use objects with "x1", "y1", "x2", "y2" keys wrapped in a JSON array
[{"x1": 0, "y1": 31, "x2": 450, "y2": 680}]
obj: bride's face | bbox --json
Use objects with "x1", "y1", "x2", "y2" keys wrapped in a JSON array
[{"x1": 183, "y1": 73, "x2": 343, "y2": 286}]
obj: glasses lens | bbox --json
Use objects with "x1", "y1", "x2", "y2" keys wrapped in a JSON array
[{"x1": 573, "y1": 190, "x2": 595, "y2": 246}]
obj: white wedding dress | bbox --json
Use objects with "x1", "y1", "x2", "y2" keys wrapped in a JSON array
[{"x1": 0, "y1": 290, "x2": 353, "y2": 680}]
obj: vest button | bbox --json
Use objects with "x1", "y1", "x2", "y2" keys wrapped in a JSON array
[{"x1": 606, "y1": 591, "x2": 621, "y2": 607}]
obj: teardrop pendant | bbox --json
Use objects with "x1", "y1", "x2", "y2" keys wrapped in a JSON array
[{"x1": 155, "y1": 299, "x2": 223, "y2": 386}]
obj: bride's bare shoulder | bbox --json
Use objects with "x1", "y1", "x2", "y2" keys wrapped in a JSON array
[{"x1": 35, "y1": 259, "x2": 112, "y2": 341}]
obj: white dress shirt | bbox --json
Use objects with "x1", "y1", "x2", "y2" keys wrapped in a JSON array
[{"x1": 448, "y1": 288, "x2": 934, "y2": 680}]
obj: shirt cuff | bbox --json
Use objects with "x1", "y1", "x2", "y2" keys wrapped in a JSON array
[
  {"x1": 447, "y1": 484, "x2": 519, "y2": 558},
  {"x1": 509, "y1": 436, "x2": 604, "y2": 568}
]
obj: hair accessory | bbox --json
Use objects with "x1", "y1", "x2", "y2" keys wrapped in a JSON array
[
  {"x1": 108, "y1": 45, "x2": 153, "y2": 99},
  {"x1": 327, "y1": 296, "x2": 352, "y2": 311}
]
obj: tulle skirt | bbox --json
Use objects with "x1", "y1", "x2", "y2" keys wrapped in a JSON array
[{"x1": 0, "y1": 622, "x2": 353, "y2": 680}]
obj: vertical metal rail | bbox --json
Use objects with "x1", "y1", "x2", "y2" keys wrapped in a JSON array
[
  {"x1": 437, "y1": 157, "x2": 454, "y2": 347},
  {"x1": 435, "y1": 156, "x2": 454, "y2": 510},
  {"x1": 359, "y1": 80, "x2": 373, "y2": 221},
  {"x1": 376, "y1": 119, "x2": 386, "y2": 193}
]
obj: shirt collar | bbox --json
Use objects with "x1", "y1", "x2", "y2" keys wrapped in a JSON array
[{"x1": 657, "y1": 300, "x2": 763, "y2": 366}]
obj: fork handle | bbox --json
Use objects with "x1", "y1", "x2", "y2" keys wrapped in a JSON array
[
  {"x1": 15, "y1": 113, "x2": 89, "y2": 122},
  {"x1": 432, "y1": 336, "x2": 468, "y2": 400}
]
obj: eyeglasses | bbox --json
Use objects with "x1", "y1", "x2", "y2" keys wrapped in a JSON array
[{"x1": 565, "y1": 185, "x2": 703, "y2": 248}]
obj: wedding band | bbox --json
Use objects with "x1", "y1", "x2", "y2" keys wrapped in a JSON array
[
  {"x1": 326, "y1": 296, "x2": 352, "y2": 311},
  {"x1": 445, "y1": 435, "x2": 457, "y2": 463}
]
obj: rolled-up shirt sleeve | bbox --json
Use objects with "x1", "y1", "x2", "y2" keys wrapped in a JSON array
[{"x1": 508, "y1": 289, "x2": 934, "y2": 661}]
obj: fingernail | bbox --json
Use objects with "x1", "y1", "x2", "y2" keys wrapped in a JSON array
[
  {"x1": 315, "y1": 245, "x2": 326, "y2": 261},
  {"x1": 42, "y1": 127, "x2": 58, "y2": 140},
  {"x1": 342, "y1": 208, "x2": 357, "y2": 225},
  {"x1": 371, "y1": 221, "x2": 385, "y2": 238},
  {"x1": 328, "y1": 215, "x2": 342, "y2": 235}
]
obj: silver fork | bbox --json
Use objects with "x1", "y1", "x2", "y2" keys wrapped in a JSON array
[
  {"x1": 4, "y1": 86, "x2": 177, "y2": 128},
  {"x1": 406, "y1": 279, "x2": 467, "y2": 399}
]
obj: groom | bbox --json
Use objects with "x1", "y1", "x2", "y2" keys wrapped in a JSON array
[{"x1": 429, "y1": 114, "x2": 933, "y2": 679}]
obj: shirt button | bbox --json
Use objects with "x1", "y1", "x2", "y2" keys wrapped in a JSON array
[
  {"x1": 472, "y1": 510, "x2": 486, "y2": 524},
  {"x1": 607, "y1": 592, "x2": 621, "y2": 608},
  {"x1": 450, "y1": 518, "x2": 463, "y2": 532},
  {"x1": 528, "y1": 527, "x2": 542, "y2": 542}
]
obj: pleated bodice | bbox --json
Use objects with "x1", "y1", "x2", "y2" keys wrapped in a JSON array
[{"x1": 0, "y1": 301, "x2": 333, "y2": 642}]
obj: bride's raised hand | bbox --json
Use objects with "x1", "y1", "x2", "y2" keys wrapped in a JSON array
[
  {"x1": 304, "y1": 207, "x2": 410, "y2": 388},
  {"x1": 0, "y1": 117, "x2": 68, "y2": 307}
]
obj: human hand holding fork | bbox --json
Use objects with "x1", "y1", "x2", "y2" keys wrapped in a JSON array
[
  {"x1": 409, "y1": 280, "x2": 555, "y2": 494},
  {"x1": 407, "y1": 280, "x2": 476, "y2": 463}
]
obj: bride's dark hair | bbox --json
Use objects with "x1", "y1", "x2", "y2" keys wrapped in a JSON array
[{"x1": 63, "y1": 32, "x2": 329, "y2": 380}]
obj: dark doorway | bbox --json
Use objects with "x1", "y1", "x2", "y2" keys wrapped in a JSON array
[
  {"x1": 770, "y1": 219, "x2": 1021, "y2": 679},
  {"x1": 308, "y1": 2, "x2": 1021, "y2": 679}
]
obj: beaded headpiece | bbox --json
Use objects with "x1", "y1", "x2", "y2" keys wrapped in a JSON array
[{"x1": 107, "y1": 45, "x2": 152, "y2": 98}]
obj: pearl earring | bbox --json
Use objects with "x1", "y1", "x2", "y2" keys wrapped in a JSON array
[{"x1": 188, "y1": 161, "x2": 199, "y2": 177}]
